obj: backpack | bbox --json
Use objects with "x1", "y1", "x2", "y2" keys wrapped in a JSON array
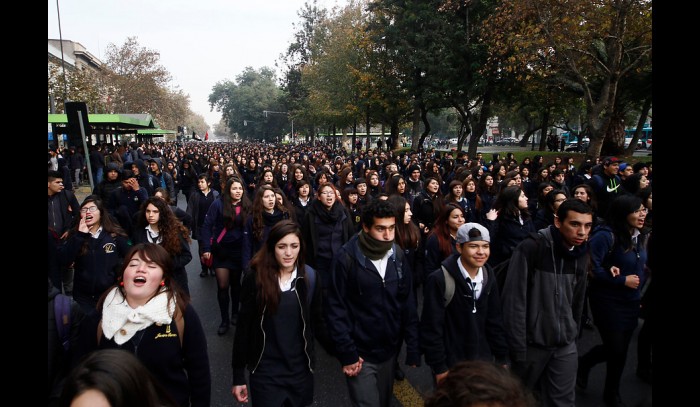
[
  {"x1": 441, "y1": 263, "x2": 493, "y2": 307},
  {"x1": 305, "y1": 266, "x2": 317, "y2": 305},
  {"x1": 493, "y1": 230, "x2": 546, "y2": 293},
  {"x1": 54, "y1": 293, "x2": 72, "y2": 352}
]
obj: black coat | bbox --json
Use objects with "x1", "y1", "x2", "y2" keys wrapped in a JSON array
[{"x1": 420, "y1": 255, "x2": 509, "y2": 375}]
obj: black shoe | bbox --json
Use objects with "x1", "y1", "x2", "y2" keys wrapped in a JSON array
[
  {"x1": 636, "y1": 367, "x2": 652, "y2": 384},
  {"x1": 230, "y1": 314, "x2": 238, "y2": 326},
  {"x1": 209, "y1": 269, "x2": 216, "y2": 276},
  {"x1": 394, "y1": 365, "x2": 405, "y2": 381},
  {"x1": 200, "y1": 270, "x2": 207, "y2": 278},
  {"x1": 576, "y1": 358, "x2": 589, "y2": 390},
  {"x1": 217, "y1": 321, "x2": 230, "y2": 336}
]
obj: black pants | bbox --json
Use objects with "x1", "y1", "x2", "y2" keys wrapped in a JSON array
[{"x1": 579, "y1": 327, "x2": 635, "y2": 400}]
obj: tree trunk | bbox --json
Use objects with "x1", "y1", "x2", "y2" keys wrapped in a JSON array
[
  {"x1": 624, "y1": 96, "x2": 652, "y2": 156},
  {"x1": 538, "y1": 108, "x2": 550, "y2": 151}
]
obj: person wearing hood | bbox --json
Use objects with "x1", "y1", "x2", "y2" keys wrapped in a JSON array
[
  {"x1": 131, "y1": 159, "x2": 157, "y2": 197},
  {"x1": 148, "y1": 158, "x2": 176, "y2": 205},
  {"x1": 500, "y1": 199, "x2": 593, "y2": 407},
  {"x1": 92, "y1": 162, "x2": 122, "y2": 204}
]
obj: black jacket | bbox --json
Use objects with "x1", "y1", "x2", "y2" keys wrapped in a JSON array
[
  {"x1": 232, "y1": 266, "x2": 330, "y2": 385},
  {"x1": 60, "y1": 230, "x2": 131, "y2": 312},
  {"x1": 325, "y1": 235, "x2": 421, "y2": 366},
  {"x1": 501, "y1": 227, "x2": 589, "y2": 362},
  {"x1": 76, "y1": 303, "x2": 211, "y2": 407},
  {"x1": 420, "y1": 255, "x2": 508, "y2": 375}
]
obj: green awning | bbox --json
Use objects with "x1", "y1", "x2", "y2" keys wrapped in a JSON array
[
  {"x1": 136, "y1": 129, "x2": 176, "y2": 135},
  {"x1": 48, "y1": 113, "x2": 160, "y2": 130}
]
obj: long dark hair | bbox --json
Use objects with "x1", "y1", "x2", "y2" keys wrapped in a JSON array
[
  {"x1": 71, "y1": 196, "x2": 127, "y2": 255},
  {"x1": 59, "y1": 349, "x2": 178, "y2": 407},
  {"x1": 222, "y1": 177, "x2": 251, "y2": 229},
  {"x1": 136, "y1": 197, "x2": 191, "y2": 254},
  {"x1": 606, "y1": 194, "x2": 645, "y2": 252},
  {"x1": 250, "y1": 220, "x2": 306, "y2": 314},
  {"x1": 430, "y1": 203, "x2": 465, "y2": 259},
  {"x1": 98, "y1": 243, "x2": 190, "y2": 317},
  {"x1": 387, "y1": 195, "x2": 420, "y2": 250},
  {"x1": 494, "y1": 185, "x2": 530, "y2": 220}
]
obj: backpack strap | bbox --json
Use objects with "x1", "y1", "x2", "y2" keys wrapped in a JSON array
[
  {"x1": 174, "y1": 311, "x2": 185, "y2": 348},
  {"x1": 441, "y1": 265, "x2": 455, "y2": 307},
  {"x1": 54, "y1": 294, "x2": 71, "y2": 352},
  {"x1": 305, "y1": 266, "x2": 316, "y2": 305}
]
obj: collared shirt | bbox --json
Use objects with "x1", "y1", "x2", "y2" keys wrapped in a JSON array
[
  {"x1": 370, "y1": 247, "x2": 394, "y2": 280},
  {"x1": 279, "y1": 267, "x2": 298, "y2": 292},
  {"x1": 145, "y1": 225, "x2": 162, "y2": 244},
  {"x1": 457, "y1": 260, "x2": 484, "y2": 301},
  {"x1": 89, "y1": 226, "x2": 103, "y2": 239}
]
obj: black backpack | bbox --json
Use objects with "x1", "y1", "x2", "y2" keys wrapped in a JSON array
[{"x1": 54, "y1": 293, "x2": 72, "y2": 352}]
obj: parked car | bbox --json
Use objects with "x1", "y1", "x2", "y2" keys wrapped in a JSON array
[{"x1": 495, "y1": 137, "x2": 519, "y2": 146}]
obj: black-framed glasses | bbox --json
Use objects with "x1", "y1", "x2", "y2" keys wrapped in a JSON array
[{"x1": 80, "y1": 206, "x2": 99, "y2": 213}]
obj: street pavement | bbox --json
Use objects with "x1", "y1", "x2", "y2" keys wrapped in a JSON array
[{"x1": 73, "y1": 182, "x2": 652, "y2": 407}]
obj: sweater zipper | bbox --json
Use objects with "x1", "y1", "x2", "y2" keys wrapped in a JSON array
[
  {"x1": 294, "y1": 278, "x2": 313, "y2": 373},
  {"x1": 251, "y1": 305, "x2": 267, "y2": 374}
]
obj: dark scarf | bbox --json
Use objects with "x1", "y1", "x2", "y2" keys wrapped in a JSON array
[
  {"x1": 262, "y1": 209, "x2": 286, "y2": 226},
  {"x1": 358, "y1": 230, "x2": 394, "y2": 260},
  {"x1": 313, "y1": 199, "x2": 345, "y2": 223}
]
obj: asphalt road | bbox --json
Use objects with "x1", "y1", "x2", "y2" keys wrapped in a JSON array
[{"x1": 73, "y1": 184, "x2": 652, "y2": 407}]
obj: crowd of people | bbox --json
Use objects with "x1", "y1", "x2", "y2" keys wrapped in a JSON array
[{"x1": 48, "y1": 139, "x2": 652, "y2": 407}]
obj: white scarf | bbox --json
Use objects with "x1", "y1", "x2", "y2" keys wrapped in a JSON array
[{"x1": 101, "y1": 287, "x2": 175, "y2": 345}]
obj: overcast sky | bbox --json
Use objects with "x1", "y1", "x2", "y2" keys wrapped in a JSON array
[{"x1": 48, "y1": 0, "x2": 345, "y2": 130}]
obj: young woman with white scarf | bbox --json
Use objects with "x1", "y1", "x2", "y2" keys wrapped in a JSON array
[{"x1": 74, "y1": 243, "x2": 211, "y2": 407}]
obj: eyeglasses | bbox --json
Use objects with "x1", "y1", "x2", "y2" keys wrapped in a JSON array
[
  {"x1": 80, "y1": 206, "x2": 99, "y2": 213},
  {"x1": 634, "y1": 207, "x2": 648, "y2": 215}
]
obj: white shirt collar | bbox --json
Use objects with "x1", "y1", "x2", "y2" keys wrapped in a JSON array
[
  {"x1": 89, "y1": 226, "x2": 103, "y2": 239},
  {"x1": 279, "y1": 267, "x2": 298, "y2": 292}
]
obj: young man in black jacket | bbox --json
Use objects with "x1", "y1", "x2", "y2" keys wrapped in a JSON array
[
  {"x1": 501, "y1": 199, "x2": 593, "y2": 407},
  {"x1": 420, "y1": 223, "x2": 509, "y2": 387},
  {"x1": 325, "y1": 199, "x2": 421, "y2": 407}
]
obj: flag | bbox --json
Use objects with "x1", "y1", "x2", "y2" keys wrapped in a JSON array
[{"x1": 205, "y1": 131, "x2": 209, "y2": 141}]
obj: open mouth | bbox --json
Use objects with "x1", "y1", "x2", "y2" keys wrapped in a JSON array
[{"x1": 134, "y1": 276, "x2": 147, "y2": 284}]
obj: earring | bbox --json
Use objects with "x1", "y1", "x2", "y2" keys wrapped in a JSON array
[
  {"x1": 119, "y1": 281, "x2": 124, "y2": 286},
  {"x1": 160, "y1": 281, "x2": 165, "y2": 287}
]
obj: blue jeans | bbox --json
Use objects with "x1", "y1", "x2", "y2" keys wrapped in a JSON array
[{"x1": 92, "y1": 166, "x2": 103, "y2": 185}]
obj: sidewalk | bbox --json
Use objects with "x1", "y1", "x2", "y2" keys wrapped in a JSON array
[{"x1": 74, "y1": 185, "x2": 92, "y2": 204}]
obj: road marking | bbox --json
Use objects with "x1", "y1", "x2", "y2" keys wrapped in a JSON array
[{"x1": 393, "y1": 378, "x2": 424, "y2": 406}]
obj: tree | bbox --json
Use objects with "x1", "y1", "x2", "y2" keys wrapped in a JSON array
[
  {"x1": 102, "y1": 37, "x2": 173, "y2": 116},
  {"x1": 280, "y1": 0, "x2": 330, "y2": 143},
  {"x1": 48, "y1": 63, "x2": 103, "y2": 113},
  {"x1": 484, "y1": 0, "x2": 652, "y2": 158},
  {"x1": 209, "y1": 67, "x2": 284, "y2": 141}
]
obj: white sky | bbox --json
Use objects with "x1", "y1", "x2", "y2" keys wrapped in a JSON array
[{"x1": 48, "y1": 0, "x2": 345, "y2": 130}]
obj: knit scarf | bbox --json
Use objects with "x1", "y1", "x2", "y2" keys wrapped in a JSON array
[
  {"x1": 101, "y1": 287, "x2": 175, "y2": 345},
  {"x1": 358, "y1": 230, "x2": 394, "y2": 260},
  {"x1": 313, "y1": 199, "x2": 345, "y2": 223}
]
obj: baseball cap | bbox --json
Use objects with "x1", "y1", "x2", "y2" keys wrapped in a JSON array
[
  {"x1": 619, "y1": 162, "x2": 629, "y2": 171},
  {"x1": 603, "y1": 156, "x2": 621, "y2": 165},
  {"x1": 456, "y1": 223, "x2": 490, "y2": 244}
]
